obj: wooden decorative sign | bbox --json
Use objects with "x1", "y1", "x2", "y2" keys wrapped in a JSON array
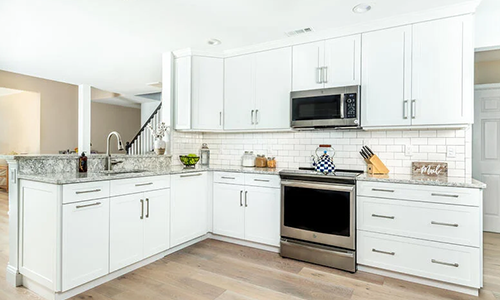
[{"x1": 412, "y1": 162, "x2": 448, "y2": 177}]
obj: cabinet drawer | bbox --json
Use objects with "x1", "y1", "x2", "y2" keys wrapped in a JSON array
[
  {"x1": 357, "y1": 181, "x2": 480, "y2": 207},
  {"x1": 358, "y1": 196, "x2": 480, "y2": 247},
  {"x1": 357, "y1": 231, "x2": 481, "y2": 288},
  {"x1": 63, "y1": 181, "x2": 110, "y2": 204},
  {"x1": 110, "y1": 176, "x2": 170, "y2": 197},
  {"x1": 213, "y1": 172, "x2": 245, "y2": 185},
  {"x1": 244, "y1": 174, "x2": 280, "y2": 188}
]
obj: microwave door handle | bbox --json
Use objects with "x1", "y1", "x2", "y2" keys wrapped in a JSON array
[{"x1": 340, "y1": 94, "x2": 345, "y2": 119}]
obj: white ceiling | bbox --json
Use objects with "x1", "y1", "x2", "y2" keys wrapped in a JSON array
[{"x1": 0, "y1": 0, "x2": 477, "y2": 97}]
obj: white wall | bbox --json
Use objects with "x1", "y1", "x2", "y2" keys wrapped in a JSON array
[
  {"x1": 475, "y1": 0, "x2": 500, "y2": 49},
  {"x1": 141, "y1": 102, "x2": 161, "y2": 126}
]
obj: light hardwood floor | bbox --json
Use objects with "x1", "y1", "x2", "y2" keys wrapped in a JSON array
[{"x1": 0, "y1": 190, "x2": 499, "y2": 300}]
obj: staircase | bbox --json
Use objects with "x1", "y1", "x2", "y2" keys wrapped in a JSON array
[{"x1": 126, "y1": 102, "x2": 163, "y2": 155}]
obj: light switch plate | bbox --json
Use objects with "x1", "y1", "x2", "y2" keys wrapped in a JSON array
[
  {"x1": 447, "y1": 146, "x2": 456, "y2": 158},
  {"x1": 405, "y1": 144, "x2": 413, "y2": 156}
]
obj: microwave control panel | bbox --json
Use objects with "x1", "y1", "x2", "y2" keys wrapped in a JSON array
[{"x1": 345, "y1": 93, "x2": 357, "y2": 118}]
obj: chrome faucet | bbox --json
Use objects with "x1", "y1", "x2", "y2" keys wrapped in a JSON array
[{"x1": 106, "y1": 131, "x2": 124, "y2": 171}]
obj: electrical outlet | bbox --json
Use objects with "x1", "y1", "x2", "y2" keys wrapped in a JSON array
[
  {"x1": 405, "y1": 144, "x2": 413, "y2": 156},
  {"x1": 447, "y1": 146, "x2": 456, "y2": 158}
]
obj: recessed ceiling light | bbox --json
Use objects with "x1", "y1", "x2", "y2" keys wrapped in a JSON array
[
  {"x1": 208, "y1": 38, "x2": 222, "y2": 46},
  {"x1": 352, "y1": 3, "x2": 372, "y2": 14}
]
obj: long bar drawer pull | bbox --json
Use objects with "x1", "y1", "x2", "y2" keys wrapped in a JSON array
[
  {"x1": 372, "y1": 188, "x2": 395, "y2": 193},
  {"x1": 372, "y1": 249, "x2": 395, "y2": 256},
  {"x1": 254, "y1": 179, "x2": 270, "y2": 182},
  {"x1": 431, "y1": 221, "x2": 458, "y2": 227},
  {"x1": 431, "y1": 259, "x2": 459, "y2": 268},
  {"x1": 221, "y1": 176, "x2": 236, "y2": 180},
  {"x1": 372, "y1": 214, "x2": 395, "y2": 220},
  {"x1": 180, "y1": 173, "x2": 202, "y2": 178},
  {"x1": 76, "y1": 189, "x2": 101, "y2": 194},
  {"x1": 76, "y1": 202, "x2": 101, "y2": 209},
  {"x1": 431, "y1": 193, "x2": 459, "y2": 198},
  {"x1": 135, "y1": 182, "x2": 153, "y2": 187}
]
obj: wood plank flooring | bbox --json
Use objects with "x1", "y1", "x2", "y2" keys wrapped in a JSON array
[{"x1": 0, "y1": 190, "x2": 499, "y2": 300}]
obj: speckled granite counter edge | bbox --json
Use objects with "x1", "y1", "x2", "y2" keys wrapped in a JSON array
[{"x1": 356, "y1": 174, "x2": 486, "y2": 189}]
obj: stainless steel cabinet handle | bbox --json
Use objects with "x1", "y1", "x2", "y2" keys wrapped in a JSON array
[
  {"x1": 240, "y1": 191, "x2": 243, "y2": 207},
  {"x1": 219, "y1": 112, "x2": 222, "y2": 126},
  {"x1": 255, "y1": 110, "x2": 259, "y2": 125},
  {"x1": 180, "y1": 173, "x2": 202, "y2": 178},
  {"x1": 372, "y1": 249, "x2": 395, "y2": 256},
  {"x1": 76, "y1": 189, "x2": 101, "y2": 195},
  {"x1": 245, "y1": 191, "x2": 248, "y2": 207},
  {"x1": 11, "y1": 169, "x2": 17, "y2": 184},
  {"x1": 221, "y1": 176, "x2": 236, "y2": 180},
  {"x1": 372, "y1": 214, "x2": 395, "y2": 220},
  {"x1": 146, "y1": 198, "x2": 149, "y2": 218},
  {"x1": 372, "y1": 188, "x2": 395, "y2": 193},
  {"x1": 431, "y1": 193, "x2": 459, "y2": 198},
  {"x1": 140, "y1": 199, "x2": 144, "y2": 219},
  {"x1": 254, "y1": 179, "x2": 270, "y2": 182},
  {"x1": 431, "y1": 259, "x2": 459, "y2": 268},
  {"x1": 322, "y1": 66, "x2": 328, "y2": 83},
  {"x1": 431, "y1": 221, "x2": 458, "y2": 227},
  {"x1": 251, "y1": 110, "x2": 255, "y2": 125},
  {"x1": 316, "y1": 67, "x2": 322, "y2": 84},
  {"x1": 76, "y1": 202, "x2": 101, "y2": 209},
  {"x1": 403, "y1": 100, "x2": 409, "y2": 119},
  {"x1": 135, "y1": 182, "x2": 153, "y2": 187},
  {"x1": 411, "y1": 99, "x2": 416, "y2": 119}
]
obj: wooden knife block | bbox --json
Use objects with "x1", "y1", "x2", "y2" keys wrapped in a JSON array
[{"x1": 365, "y1": 154, "x2": 390, "y2": 175}]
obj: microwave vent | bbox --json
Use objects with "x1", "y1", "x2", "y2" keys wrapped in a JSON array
[{"x1": 286, "y1": 27, "x2": 314, "y2": 37}]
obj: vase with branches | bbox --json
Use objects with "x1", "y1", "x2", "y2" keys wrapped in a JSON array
[{"x1": 147, "y1": 122, "x2": 170, "y2": 155}]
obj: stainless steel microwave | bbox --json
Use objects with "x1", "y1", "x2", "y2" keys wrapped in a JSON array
[{"x1": 290, "y1": 85, "x2": 360, "y2": 128}]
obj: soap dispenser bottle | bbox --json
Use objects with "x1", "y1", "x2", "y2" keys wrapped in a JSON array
[{"x1": 79, "y1": 152, "x2": 88, "y2": 173}]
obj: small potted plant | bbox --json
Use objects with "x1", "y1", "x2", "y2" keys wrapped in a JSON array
[{"x1": 147, "y1": 122, "x2": 170, "y2": 155}]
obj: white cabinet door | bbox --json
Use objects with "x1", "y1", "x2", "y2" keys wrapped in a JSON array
[
  {"x1": 110, "y1": 194, "x2": 144, "y2": 272},
  {"x1": 192, "y1": 56, "x2": 224, "y2": 130},
  {"x1": 244, "y1": 186, "x2": 281, "y2": 246},
  {"x1": 224, "y1": 54, "x2": 256, "y2": 130},
  {"x1": 143, "y1": 189, "x2": 170, "y2": 258},
  {"x1": 62, "y1": 199, "x2": 109, "y2": 291},
  {"x1": 361, "y1": 26, "x2": 412, "y2": 127},
  {"x1": 292, "y1": 41, "x2": 325, "y2": 91},
  {"x1": 174, "y1": 56, "x2": 192, "y2": 130},
  {"x1": 170, "y1": 173, "x2": 208, "y2": 247},
  {"x1": 411, "y1": 16, "x2": 469, "y2": 126},
  {"x1": 213, "y1": 183, "x2": 245, "y2": 239},
  {"x1": 254, "y1": 47, "x2": 292, "y2": 130},
  {"x1": 324, "y1": 34, "x2": 361, "y2": 88}
]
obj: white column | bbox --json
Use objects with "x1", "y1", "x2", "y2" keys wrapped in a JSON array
[
  {"x1": 78, "y1": 84, "x2": 92, "y2": 154},
  {"x1": 162, "y1": 52, "x2": 174, "y2": 155},
  {"x1": 5, "y1": 159, "x2": 22, "y2": 286}
]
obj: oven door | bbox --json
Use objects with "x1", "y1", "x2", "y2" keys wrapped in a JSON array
[{"x1": 281, "y1": 180, "x2": 355, "y2": 250}]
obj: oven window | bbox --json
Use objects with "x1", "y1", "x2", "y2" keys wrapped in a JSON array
[
  {"x1": 284, "y1": 186, "x2": 351, "y2": 236},
  {"x1": 292, "y1": 95, "x2": 341, "y2": 121}
]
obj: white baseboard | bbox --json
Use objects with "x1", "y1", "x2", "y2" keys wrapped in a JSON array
[
  {"x1": 5, "y1": 265, "x2": 23, "y2": 287},
  {"x1": 358, "y1": 265, "x2": 479, "y2": 296}
]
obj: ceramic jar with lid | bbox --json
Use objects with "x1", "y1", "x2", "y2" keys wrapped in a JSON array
[{"x1": 242, "y1": 151, "x2": 256, "y2": 167}]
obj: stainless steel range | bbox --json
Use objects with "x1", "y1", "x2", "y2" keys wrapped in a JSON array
[{"x1": 279, "y1": 168, "x2": 362, "y2": 272}]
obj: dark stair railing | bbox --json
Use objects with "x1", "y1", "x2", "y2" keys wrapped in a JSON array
[{"x1": 126, "y1": 102, "x2": 162, "y2": 155}]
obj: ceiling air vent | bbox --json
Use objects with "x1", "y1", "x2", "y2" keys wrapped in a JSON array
[{"x1": 285, "y1": 27, "x2": 314, "y2": 37}]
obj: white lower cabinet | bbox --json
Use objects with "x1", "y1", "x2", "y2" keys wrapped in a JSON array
[
  {"x1": 110, "y1": 189, "x2": 170, "y2": 272},
  {"x1": 357, "y1": 181, "x2": 483, "y2": 291},
  {"x1": 213, "y1": 173, "x2": 280, "y2": 247},
  {"x1": 62, "y1": 198, "x2": 110, "y2": 291},
  {"x1": 170, "y1": 172, "x2": 208, "y2": 247}
]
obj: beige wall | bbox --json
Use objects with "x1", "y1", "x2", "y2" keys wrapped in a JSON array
[
  {"x1": 0, "y1": 91, "x2": 41, "y2": 154},
  {"x1": 91, "y1": 102, "x2": 141, "y2": 154},
  {"x1": 475, "y1": 60, "x2": 500, "y2": 85},
  {"x1": 0, "y1": 70, "x2": 78, "y2": 153}
]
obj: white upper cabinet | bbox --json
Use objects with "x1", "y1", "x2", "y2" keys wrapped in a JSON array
[
  {"x1": 292, "y1": 35, "x2": 361, "y2": 91},
  {"x1": 324, "y1": 35, "x2": 361, "y2": 88},
  {"x1": 174, "y1": 55, "x2": 224, "y2": 130},
  {"x1": 411, "y1": 15, "x2": 473, "y2": 126},
  {"x1": 361, "y1": 15, "x2": 473, "y2": 128},
  {"x1": 225, "y1": 47, "x2": 292, "y2": 131},
  {"x1": 361, "y1": 26, "x2": 412, "y2": 127},
  {"x1": 292, "y1": 41, "x2": 325, "y2": 91}
]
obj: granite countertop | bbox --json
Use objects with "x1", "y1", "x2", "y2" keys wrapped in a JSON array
[
  {"x1": 357, "y1": 173, "x2": 486, "y2": 189},
  {"x1": 17, "y1": 165, "x2": 281, "y2": 185}
]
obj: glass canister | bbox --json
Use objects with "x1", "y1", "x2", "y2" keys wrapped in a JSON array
[
  {"x1": 200, "y1": 143, "x2": 210, "y2": 166},
  {"x1": 267, "y1": 157, "x2": 276, "y2": 168},
  {"x1": 242, "y1": 151, "x2": 256, "y2": 167},
  {"x1": 255, "y1": 154, "x2": 267, "y2": 168}
]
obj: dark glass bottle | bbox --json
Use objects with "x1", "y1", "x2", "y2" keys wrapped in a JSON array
[{"x1": 79, "y1": 152, "x2": 88, "y2": 173}]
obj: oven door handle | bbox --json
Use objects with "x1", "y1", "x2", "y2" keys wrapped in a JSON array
[{"x1": 281, "y1": 180, "x2": 355, "y2": 192}]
